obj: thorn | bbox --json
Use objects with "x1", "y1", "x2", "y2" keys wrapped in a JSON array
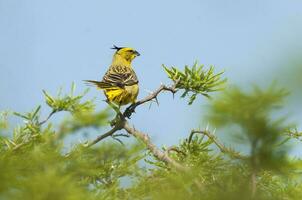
[
  {"x1": 155, "y1": 97, "x2": 159, "y2": 106},
  {"x1": 205, "y1": 123, "x2": 209, "y2": 132},
  {"x1": 144, "y1": 89, "x2": 153, "y2": 95}
]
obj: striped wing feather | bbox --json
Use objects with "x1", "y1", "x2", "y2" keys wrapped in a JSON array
[{"x1": 85, "y1": 65, "x2": 138, "y2": 89}]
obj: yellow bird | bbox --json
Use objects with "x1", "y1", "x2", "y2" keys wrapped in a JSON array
[{"x1": 85, "y1": 45, "x2": 140, "y2": 106}]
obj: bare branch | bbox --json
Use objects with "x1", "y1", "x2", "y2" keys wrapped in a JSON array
[
  {"x1": 123, "y1": 121, "x2": 187, "y2": 172},
  {"x1": 123, "y1": 81, "x2": 179, "y2": 118},
  {"x1": 86, "y1": 122, "x2": 124, "y2": 147},
  {"x1": 189, "y1": 129, "x2": 246, "y2": 160}
]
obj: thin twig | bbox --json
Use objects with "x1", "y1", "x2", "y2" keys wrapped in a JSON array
[
  {"x1": 86, "y1": 122, "x2": 124, "y2": 147},
  {"x1": 112, "y1": 133, "x2": 130, "y2": 138},
  {"x1": 12, "y1": 142, "x2": 25, "y2": 151},
  {"x1": 12, "y1": 134, "x2": 40, "y2": 151},
  {"x1": 111, "y1": 136, "x2": 125, "y2": 145},
  {"x1": 166, "y1": 146, "x2": 186, "y2": 156},
  {"x1": 111, "y1": 133, "x2": 130, "y2": 145},
  {"x1": 189, "y1": 129, "x2": 246, "y2": 160},
  {"x1": 39, "y1": 110, "x2": 57, "y2": 125},
  {"x1": 284, "y1": 128, "x2": 302, "y2": 141},
  {"x1": 123, "y1": 81, "x2": 179, "y2": 118}
]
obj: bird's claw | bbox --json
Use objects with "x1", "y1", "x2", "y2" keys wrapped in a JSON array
[{"x1": 124, "y1": 106, "x2": 135, "y2": 119}]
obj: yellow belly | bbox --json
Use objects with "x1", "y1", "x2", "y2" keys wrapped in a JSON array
[{"x1": 104, "y1": 84, "x2": 139, "y2": 106}]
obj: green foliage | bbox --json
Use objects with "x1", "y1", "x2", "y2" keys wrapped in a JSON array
[
  {"x1": 163, "y1": 62, "x2": 226, "y2": 104},
  {"x1": 0, "y1": 111, "x2": 9, "y2": 132},
  {"x1": 0, "y1": 84, "x2": 143, "y2": 200},
  {"x1": 43, "y1": 83, "x2": 95, "y2": 114},
  {"x1": 284, "y1": 128, "x2": 302, "y2": 142},
  {"x1": 127, "y1": 132, "x2": 301, "y2": 200},
  {"x1": 206, "y1": 84, "x2": 291, "y2": 171},
  {"x1": 57, "y1": 107, "x2": 111, "y2": 139},
  {"x1": 207, "y1": 84, "x2": 289, "y2": 127},
  {"x1": 0, "y1": 138, "x2": 144, "y2": 200},
  {"x1": 1, "y1": 65, "x2": 302, "y2": 200}
]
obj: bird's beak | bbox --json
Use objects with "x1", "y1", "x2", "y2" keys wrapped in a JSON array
[{"x1": 134, "y1": 51, "x2": 140, "y2": 56}]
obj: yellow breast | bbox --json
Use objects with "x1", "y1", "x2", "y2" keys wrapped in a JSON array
[
  {"x1": 104, "y1": 84, "x2": 139, "y2": 106},
  {"x1": 125, "y1": 84, "x2": 139, "y2": 103}
]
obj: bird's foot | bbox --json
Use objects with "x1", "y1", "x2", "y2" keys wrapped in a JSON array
[{"x1": 124, "y1": 104, "x2": 136, "y2": 119}]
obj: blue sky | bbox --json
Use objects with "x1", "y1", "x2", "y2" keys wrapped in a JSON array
[{"x1": 1, "y1": 0, "x2": 302, "y2": 153}]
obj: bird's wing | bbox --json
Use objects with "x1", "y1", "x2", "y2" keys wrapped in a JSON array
[{"x1": 102, "y1": 65, "x2": 138, "y2": 88}]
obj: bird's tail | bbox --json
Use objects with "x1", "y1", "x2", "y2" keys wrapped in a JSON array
[{"x1": 83, "y1": 80, "x2": 113, "y2": 89}]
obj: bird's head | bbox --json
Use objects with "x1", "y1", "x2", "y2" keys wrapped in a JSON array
[{"x1": 111, "y1": 45, "x2": 140, "y2": 63}]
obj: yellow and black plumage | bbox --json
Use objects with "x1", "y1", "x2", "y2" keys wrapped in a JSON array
[{"x1": 85, "y1": 46, "x2": 140, "y2": 106}]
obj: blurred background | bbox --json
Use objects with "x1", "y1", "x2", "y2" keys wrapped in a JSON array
[{"x1": 1, "y1": 0, "x2": 301, "y2": 153}]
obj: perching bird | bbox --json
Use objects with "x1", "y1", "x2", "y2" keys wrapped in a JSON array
[{"x1": 85, "y1": 45, "x2": 140, "y2": 106}]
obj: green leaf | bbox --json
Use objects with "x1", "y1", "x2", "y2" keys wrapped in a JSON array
[
  {"x1": 162, "y1": 62, "x2": 226, "y2": 104},
  {"x1": 13, "y1": 112, "x2": 30, "y2": 120}
]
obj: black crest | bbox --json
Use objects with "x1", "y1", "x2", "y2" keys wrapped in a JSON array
[{"x1": 111, "y1": 45, "x2": 124, "y2": 51}]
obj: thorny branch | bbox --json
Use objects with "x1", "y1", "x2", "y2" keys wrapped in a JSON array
[
  {"x1": 88, "y1": 81, "x2": 179, "y2": 146},
  {"x1": 123, "y1": 121, "x2": 187, "y2": 172},
  {"x1": 86, "y1": 81, "x2": 188, "y2": 171},
  {"x1": 124, "y1": 80, "x2": 179, "y2": 118}
]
